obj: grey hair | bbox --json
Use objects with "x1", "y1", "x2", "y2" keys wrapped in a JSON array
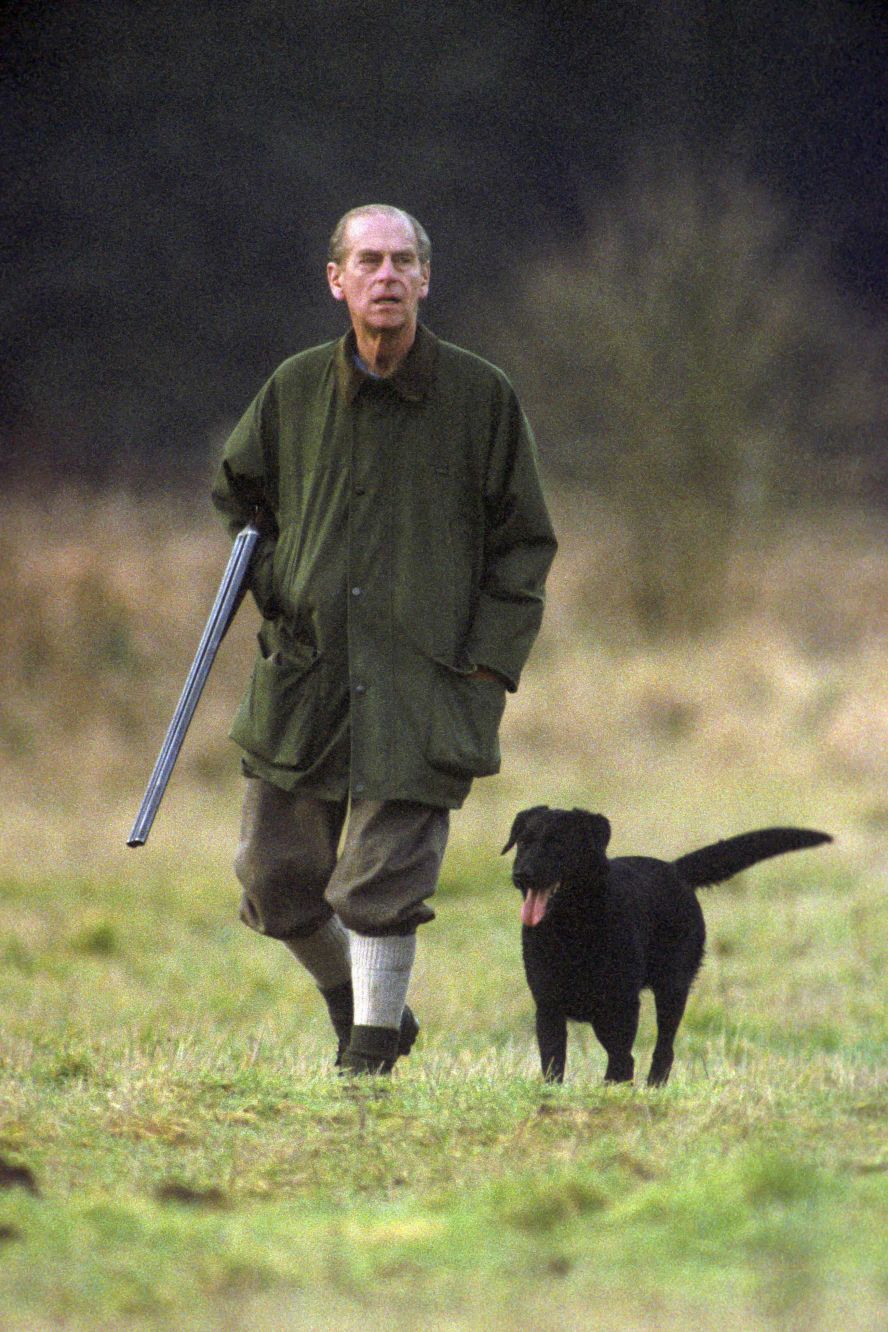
[{"x1": 328, "y1": 205, "x2": 431, "y2": 266}]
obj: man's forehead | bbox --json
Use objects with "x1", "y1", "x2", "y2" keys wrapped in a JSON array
[{"x1": 343, "y1": 211, "x2": 419, "y2": 255}]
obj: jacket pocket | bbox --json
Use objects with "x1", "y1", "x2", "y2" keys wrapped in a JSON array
[
  {"x1": 424, "y1": 660, "x2": 506, "y2": 779},
  {"x1": 230, "y1": 624, "x2": 322, "y2": 768}
]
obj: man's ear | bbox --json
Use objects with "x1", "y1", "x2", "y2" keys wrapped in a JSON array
[
  {"x1": 327, "y1": 261, "x2": 346, "y2": 301},
  {"x1": 501, "y1": 805, "x2": 549, "y2": 855}
]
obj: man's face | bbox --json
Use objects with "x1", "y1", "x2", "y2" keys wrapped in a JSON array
[{"x1": 327, "y1": 211, "x2": 430, "y2": 338}]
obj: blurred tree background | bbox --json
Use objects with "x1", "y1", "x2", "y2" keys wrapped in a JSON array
[
  {"x1": 2, "y1": 0, "x2": 885, "y2": 634},
  {"x1": 472, "y1": 149, "x2": 885, "y2": 634}
]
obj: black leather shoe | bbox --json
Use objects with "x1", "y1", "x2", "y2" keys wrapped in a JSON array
[
  {"x1": 321, "y1": 982, "x2": 420, "y2": 1067},
  {"x1": 320, "y1": 981, "x2": 354, "y2": 1067},
  {"x1": 339, "y1": 1024, "x2": 400, "y2": 1076},
  {"x1": 397, "y1": 1005, "x2": 420, "y2": 1057}
]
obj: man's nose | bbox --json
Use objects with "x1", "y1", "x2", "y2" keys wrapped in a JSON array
[{"x1": 377, "y1": 255, "x2": 397, "y2": 280}]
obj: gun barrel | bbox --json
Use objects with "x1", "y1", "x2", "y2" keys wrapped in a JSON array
[{"x1": 126, "y1": 522, "x2": 261, "y2": 847}]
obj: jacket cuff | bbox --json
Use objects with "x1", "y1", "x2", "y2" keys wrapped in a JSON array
[{"x1": 465, "y1": 600, "x2": 545, "y2": 693}]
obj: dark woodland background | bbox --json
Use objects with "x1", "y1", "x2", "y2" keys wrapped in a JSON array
[{"x1": 3, "y1": 0, "x2": 885, "y2": 508}]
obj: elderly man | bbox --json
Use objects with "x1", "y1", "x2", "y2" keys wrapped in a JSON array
[{"x1": 212, "y1": 205, "x2": 556, "y2": 1074}]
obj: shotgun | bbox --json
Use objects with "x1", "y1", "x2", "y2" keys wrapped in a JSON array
[{"x1": 126, "y1": 520, "x2": 261, "y2": 847}]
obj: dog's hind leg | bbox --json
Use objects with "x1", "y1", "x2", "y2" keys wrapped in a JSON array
[
  {"x1": 535, "y1": 1006, "x2": 568, "y2": 1082},
  {"x1": 648, "y1": 986, "x2": 690, "y2": 1086}
]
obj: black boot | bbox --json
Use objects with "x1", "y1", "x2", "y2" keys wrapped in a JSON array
[
  {"x1": 398, "y1": 1005, "x2": 420, "y2": 1057},
  {"x1": 320, "y1": 981, "x2": 354, "y2": 1067},
  {"x1": 320, "y1": 982, "x2": 420, "y2": 1066},
  {"x1": 339, "y1": 1024, "x2": 400, "y2": 1075}
]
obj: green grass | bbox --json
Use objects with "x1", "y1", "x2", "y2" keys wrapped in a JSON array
[
  {"x1": 0, "y1": 849, "x2": 885, "y2": 1330},
  {"x1": 1, "y1": 495, "x2": 886, "y2": 1325}
]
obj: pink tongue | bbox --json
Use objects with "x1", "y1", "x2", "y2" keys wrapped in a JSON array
[{"x1": 521, "y1": 888, "x2": 550, "y2": 927}]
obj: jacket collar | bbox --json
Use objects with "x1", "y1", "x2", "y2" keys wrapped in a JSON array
[{"x1": 335, "y1": 323, "x2": 439, "y2": 404}]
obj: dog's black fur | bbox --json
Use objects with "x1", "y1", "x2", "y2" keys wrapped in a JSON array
[{"x1": 502, "y1": 807, "x2": 831, "y2": 1085}]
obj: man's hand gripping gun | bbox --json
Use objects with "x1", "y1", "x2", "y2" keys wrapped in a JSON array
[{"x1": 126, "y1": 520, "x2": 261, "y2": 847}]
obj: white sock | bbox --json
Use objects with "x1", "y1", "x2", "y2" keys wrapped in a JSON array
[
  {"x1": 350, "y1": 932, "x2": 416, "y2": 1030},
  {"x1": 284, "y1": 916, "x2": 351, "y2": 991}
]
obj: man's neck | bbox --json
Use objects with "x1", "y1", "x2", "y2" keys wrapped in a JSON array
[{"x1": 353, "y1": 323, "x2": 417, "y2": 378}]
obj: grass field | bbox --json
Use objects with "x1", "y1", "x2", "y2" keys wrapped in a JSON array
[{"x1": 0, "y1": 492, "x2": 885, "y2": 1328}]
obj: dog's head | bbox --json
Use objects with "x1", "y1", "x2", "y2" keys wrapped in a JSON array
[{"x1": 501, "y1": 805, "x2": 612, "y2": 927}]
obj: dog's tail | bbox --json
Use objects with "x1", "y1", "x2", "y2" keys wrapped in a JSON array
[{"x1": 674, "y1": 827, "x2": 832, "y2": 888}]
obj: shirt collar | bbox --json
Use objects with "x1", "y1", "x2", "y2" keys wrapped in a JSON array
[{"x1": 335, "y1": 323, "x2": 439, "y2": 404}]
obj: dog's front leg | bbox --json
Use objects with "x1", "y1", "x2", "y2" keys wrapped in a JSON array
[
  {"x1": 592, "y1": 997, "x2": 639, "y2": 1084},
  {"x1": 535, "y1": 1006, "x2": 567, "y2": 1082}
]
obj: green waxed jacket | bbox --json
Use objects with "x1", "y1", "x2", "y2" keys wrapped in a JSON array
[{"x1": 211, "y1": 323, "x2": 557, "y2": 809}]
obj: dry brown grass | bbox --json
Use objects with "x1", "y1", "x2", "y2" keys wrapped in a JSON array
[{"x1": 1, "y1": 488, "x2": 885, "y2": 878}]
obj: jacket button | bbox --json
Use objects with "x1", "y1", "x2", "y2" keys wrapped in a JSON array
[
  {"x1": 351, "y1": 586, "x2": 362, "y2": 597},
  {"x1": 354, "y1": 682, "x2": 366, "y2": 695},
  {"x1": 354, "y1": 782, "x2": 366, "y2": 795}
]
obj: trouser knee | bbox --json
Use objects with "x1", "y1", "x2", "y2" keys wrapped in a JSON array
[
  {"x1": 235, "y1": 847, "x2": 333, "y2": 940},
  {"x1": 234, "y1": 780, "x2": 343, "y2": 940},
  {"x1": 330, "y1": 893, "x2": 434, "y2": 937},
  {"x1": 324, "y1": 800, "x2": 448, "y2": 936}
]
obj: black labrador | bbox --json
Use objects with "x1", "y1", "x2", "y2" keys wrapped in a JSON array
[{"x1": 502, "y1": 806, "x2": 831, "y2": 1085}]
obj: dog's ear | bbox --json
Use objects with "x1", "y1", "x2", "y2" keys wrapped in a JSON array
[
  {"x1": 501, "y1": 805, "x2": 549, "y2": 854},
  {"x1": 572, "y1": 810, "x2": 611, "y2": 856},
  {"x1": 589, "y1": 812, "x2": 611, "y2": 852}
]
